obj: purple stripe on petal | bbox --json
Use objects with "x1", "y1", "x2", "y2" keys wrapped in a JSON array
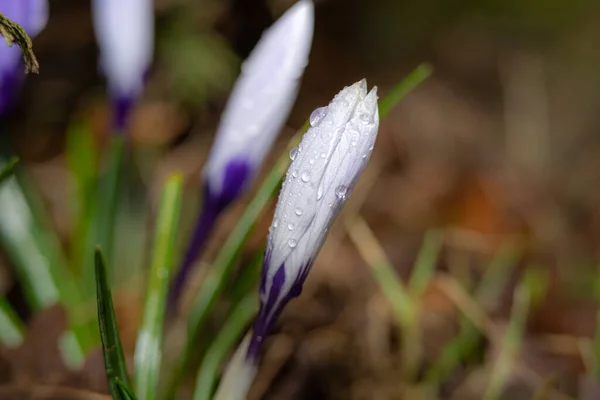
[
  {"x1": 207, "y1": 157, "x2": 252, "y2": 210},
  {"x1": 248, "y1": 260, "x2": 313, "y2": 360},
  {"x1": 168, "y1": 158, "x2": 252, "y2": 309},
  {"x1": 248, "y1": 263, "x2": 286, "y2": 360}
]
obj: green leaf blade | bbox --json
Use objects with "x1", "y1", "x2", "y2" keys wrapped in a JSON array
[
  {"x1": 95, "y1": 247, "x2": 133, "y2": 398},
  {"x1": 133, "y1": 174, "x2": 183, "y2": 400}
]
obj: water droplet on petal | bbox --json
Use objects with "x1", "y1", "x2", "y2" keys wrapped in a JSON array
[
  {"x1": 301, "y1": 172, "x2": 311, "y2": 182},
  {"x1": 362, "y1": 153, "x2": 367, "y2": 159},
  {"x1": 317, "y1": 185, "x2": 324, "y2": 200},
  {"x1": 292, "y1": 169, "x2": 299, "y2": 178},
  {"x1": 273, "y1": 219, "x2": 279, "y2": 228},
  {"x1": 335, "y1": 185, "x2": 347, "y2": 199},
  {"x1": 289, "y1": 147, "x2": 298, "y2": 160},
  {"x1": 309, "y1": 159, "x2": 315, "y2": 165},
  {"x1": 348, "y1": 130, "x2": 360, "y2": 146},
  {"x1": 359, "y1": 112, "x2": 371, "y2": 124},
  {"x1": 288, "y1": 223, "x2": 296, "y2": 231},
  {"x1": 288, "y1": 239, "x2": 297, "y2": 248},
  {"x1": 309, "y1": 107, "x2": 328, "y2": 126},
  {"x1": 295, "y1": 208, "x2": 303, "y2": 216}
]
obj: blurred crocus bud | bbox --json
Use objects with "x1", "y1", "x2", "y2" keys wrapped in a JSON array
[
  {"x1": 170, "y1": 0, "x2": 314, "y2": 307},
  {"x1": 203, "y1": 0, "x2": 314, "y2": 211},
  {"x1": 0, "y1": 0, "x2": 48, "y2": 117},
  {"x1": 91, "y1": 0, "x2": 154, "y2": 131},
  {"x1": 249, "y1": 79, "x2": 379, "y2": 359}
]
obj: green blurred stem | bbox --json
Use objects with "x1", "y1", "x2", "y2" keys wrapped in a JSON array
[
  {"x1": 424, "y1": 241, "x2": 522, "y2": 385},
  {"x1": 0, "y1": 297, "x2": 24, "y2": 348},
  {"x1": 408, "y1": 229, "x2": 444, "y2": 299},
  {"x1": 192, "y1": 293, "x2": 258, "y2": 400},
  {"x1": 378, "y1": 63, "x2": 432, "y2": 117},
  {"x1": 483, "y1": 269, "x2": 548, "y2": 400},
  {"x1": 0, "y1": 155, "x2": 93, "y2": 362},
  {"x1": 134, "y1": 175, "x2": 183, "y2": 400}
]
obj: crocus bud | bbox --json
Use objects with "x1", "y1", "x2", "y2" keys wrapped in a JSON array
[
  {"x1": 249, "y1": 79, "x2": 379, "y2": 359},
  {"x1": 0, "y1": 0, "x2": 48, "y2": 117},
  {"x1": 91, "y1": 0, "x2": 154, "y2": 131},
  {"x1": 170, "y1": 0, "x2": 314, "y2": 307},
  {"x1": 203, "y1": 0, "x2": 314, "y2": 211}
]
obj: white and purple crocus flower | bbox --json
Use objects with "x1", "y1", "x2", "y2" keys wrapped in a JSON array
[
  {"x1": 0, "y1": 0, "x2": 48, "y2": 118},
  {"x1": 249, "y1": 79, "x2": 379, "y2": 358},
  {"x1": 170, "y1": 0, "x2": 314, "y2": 305},
  {"x1": 215, "y1": 79, "x2": 380, "y2": 400},
  {"x1": 91, "y1": 0, "x2": 154, "y2": 132}
]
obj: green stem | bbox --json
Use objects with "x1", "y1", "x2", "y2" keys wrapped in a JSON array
[{"x1": 133, "y1": 175, "x2": 183, "y2": 400}]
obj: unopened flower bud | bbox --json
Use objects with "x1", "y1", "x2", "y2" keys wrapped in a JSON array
[
  {"x1": 249, "y1": 78, "x2": 379, "y2": 359},
  {"x1": 92, "y1": 0, "x2": 154, "y2": 130}
]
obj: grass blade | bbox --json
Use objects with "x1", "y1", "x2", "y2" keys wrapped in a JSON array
[
  {"x1": 483, "y1": 268, "x2": 548, "y2": 400},
  {"x1": 425, "y1": 241, "x2": 522, "y2": 385},
  {"x1": 192, "y1": 293, "x2": 258, "y2": 400},
  {"x1": 133, "y1": 174, "x2": 183, "y2": 400},
  {"x1": 92, "y1": 136, "x2": 126, "y2": 283},
  {"x1": 0, "y1": 156, "x2": 18, "y2": 185},
  {"x1": 0, "y1": 297, "x2": 24, "y2": 348},
  {"x1": 378, "y1": 63, "x2": 433, "y2": 117},
  {"x1": 95, "y1": 247, "x2": 133, "y2": 398},
  {"x1": 408, "y1": 229, "x2": 444, "y2": 299}
]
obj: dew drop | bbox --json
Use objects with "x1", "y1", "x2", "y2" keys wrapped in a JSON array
[
  {"x1": 341, "y1": 100, "x2": 349, "y2": 108},
  {"x1": 335, "y1": 185, "x2": 347, "y2": 199},
  {"x1": 289, "y1": 147, "x2": 298, "y2": 160},
  {"x1": 295, "y1": 207, "x2": 303, "y2": 216},
  {"x1": 309, "y1": 107, "x2": 328, "y2": 126},
  {"x1": 301, "y1": 172, "x2": 311, "y2": 182},
  {"x1": 288, "y1": 239, "x2": 297, "y2": 248},
  {"x1": 288, "y1": 223, "x2": 296, "y2": 231},
  {"x1": 348, "y1": 130, "x2": 360, "y2": 146},
  {"x1": 273, "y1": 218, "x2": 279, "y2": 228},
  {"x1": 359, "y1": 112, "x2": 371, "y2": 124},
  {"x1": 317, "y1": 185, "x2": 324, "y2": 200},
  {"x1": 320, "y1": 152, "x2": 327, "y2": 159},
  {"x1": 292, "y1": 169, "x2": 299, "y2": 178},
  {"x1": 362, "y1": 153, "x2": 367, "y2": 159},
  {"x1": 309, "y1": 159, "x2": 315, "y2": 165}
]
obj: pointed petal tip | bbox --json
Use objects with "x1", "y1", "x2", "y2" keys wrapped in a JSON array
[
  {"x1": 359, "y1": 78, "x2": 368, "y2": 94},
  {"x1": 290, "y1": 0, "x2": 315, "y2": 20}
]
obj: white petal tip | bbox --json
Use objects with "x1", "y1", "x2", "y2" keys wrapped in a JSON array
[
  {"x1": 359, "y1": 78, "x2": 368, "y2": 93},
  {"x1": 288, "y1": 0, "x2": 314, "y2": 23}
]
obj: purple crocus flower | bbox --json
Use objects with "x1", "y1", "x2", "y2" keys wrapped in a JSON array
[
  {"x1": 170, "y1": 0, "x2": 314, "y2": 306},
  {"x1": 0, "y1": 0, "x2": 48, "y2": 118},
  {"x1": 91, "y1": 0, "x2": 154, "y2": 132}
]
